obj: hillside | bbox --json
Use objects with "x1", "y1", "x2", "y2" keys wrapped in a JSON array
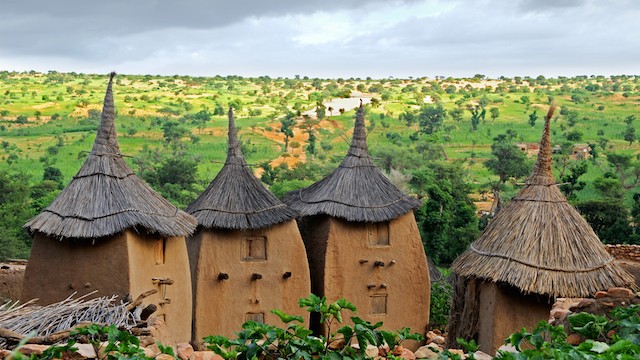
[{"x1": 1, "y1": 71, "x2": 640, "y2": 260}]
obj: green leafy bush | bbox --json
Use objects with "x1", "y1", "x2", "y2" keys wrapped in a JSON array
[{"x1": 204, "y1": 294, "x2": 422, "y2": 360}]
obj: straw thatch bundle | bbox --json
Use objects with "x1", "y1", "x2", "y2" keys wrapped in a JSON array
[
  {"x1": 186, "y1": 108, "x2": 296, "y2": 230},
  {"x1": 284, "y1": 104, "x2": 420, "y2": 222},
  {"x1": 451, "y1": 106, "x2": 634, "y2": 298},
  {"x1": 24, "y1": 73, "x2": 197, "y2": 240}
]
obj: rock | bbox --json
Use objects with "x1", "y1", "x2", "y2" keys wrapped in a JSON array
[
  {"x1": 414, "y1": 345, "x2": 439, "y2": 359},
  {"x1": 365, "y1": 345, "x2": 379, "y2": 358},
  {"x1": 145, "y1": 343, "x2": 161, "y2": 357},
  {"x1": 577, "y1": 298, "x2": 596, "y2": 308},
  {"x1": 139, "y1": 335, "x2": 155, "y2": 347},
  {"x1": 567, "y1": 333, "x2": 584, "y2": 346},
  {"x1": 431, "y1": 336, "x2": 446, "y2": 346},
  {"x1": 328, "y1": 334, "x2": 345, "y2": 350},
  {"x1": 607, "y1": 287, "x2": 633, "y2": 298},
  {"x1": 425, "y1": 331, "x2": 438, "y2": 343},
  {"x1": 595, "y1": 291, "x2": 608, "y2": 298},
  {"x1": 64, "y1": 344, "x2": 97, "y2": 359},
  {"x1": 148, "y1": 315, "x2": 176, "y2": 348},
  {"x1": 177, "y1": 342, "x2": 195, "y2": 360},
  {"x1": 0, "y1": 349, "x2": 13, "y2": 359},
  {"x1": 143, "y1": 346, "x2": 159, "y2": 358},
  {"x1": 426, "y1": 343, "x2": 443, "y2": 352},
  {"x1": 448, "y1": 349, "x2": 465, "y2": 359},
  {"x1": 189, "y1": 351, "x2": 225, "y2": 360},
  {"x1": 393, "y1": 345, "x2": 405, "y2": 356},
  {"x1": 156, "y1": 354, "x2": 175, "y2": 360},
  {"x1": 17, "y1": 344, "x2": 50, "y2": 356},
  {"x1": 496, "y1": 344, "x2": 518, "y2": 355},
  {"x1": 551, "y1": 308, "x2": 571, "y2": 320},
  {"x1": 399, "y1": 348, "x2": 416, "y2": 360},
  {"x1": 473, "y1": 350, "x2": 493, "y2": 360}
]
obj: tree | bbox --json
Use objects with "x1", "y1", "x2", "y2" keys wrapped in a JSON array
[
  {"x1": 528, "y1": 110, "x2": 538, "y2": 127},
  {"x1": 162, "y1": 121, "x2": 189, "y2": 150},
  {"x1": 43, "y1": 166, "x2": 63, "y2": 187},
  {"x1": 280, "y1": 113, "x2": 295, "y2": 151},
  {"x1": 559, "y1": 161, "x2": 588, "y2": 200},
  {"x1": 624, "y1": 125, "x2": 636, "y2": 145},
  {"x1": 0, "y1": 170, "x2": 34, "y2": 259},
  {"x1": 576, "y1": 200, "x2": 634, "y2": 244},
  {"x1": 484, "y1": 134, "x2": 530, "y2": 184},
  {"x1": 606, "y1": 152, "x2": 640, "y2": 189},
  {"x1": 306, "y1": 129, "x2": 317, "y2": 160},
  {"x1": 450, "y1": 108, "x2": 464, "y2": 123},
  {"x1": 316, "y1": 101, "x2": 326, "y2": 120},
  {"x1": 520, "y1": 95, "x2": 530, "y2": 109},
  {"x1": 411, "y1": 162, "x2": 479, "y2": 266},
  {"x1": 468, "y1": 106, "x2": 481, "y2": 131},
  {"x1": 417, "y1": 104, "x2": 447, "y2": 135},
  {"x1": 489, "y1": 107, "x2": 500, "y2": 122}
]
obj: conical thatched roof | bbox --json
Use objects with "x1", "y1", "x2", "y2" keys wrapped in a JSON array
[
  {"x1": 25, "y1": 73, "x2": 197, "y2": 240},
  {"x1": 451, "y1": 106, "x2": 634, "y2": 298},
  {"x1": 283, "y1": 104, "x2": 420, "y2": 222},
  {"x1": 186, "y1": 108, "x2": 296, "y2": 230}
]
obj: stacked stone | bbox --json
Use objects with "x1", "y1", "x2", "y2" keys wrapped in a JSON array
[
  {"x1": 550, "y1": 287, "x2": 640, "y2": 345},
  {"x1": 606, "y1": 244, "x2": 640, "y2": 261}
]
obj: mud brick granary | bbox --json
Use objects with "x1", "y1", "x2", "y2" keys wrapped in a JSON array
[
  {"x1": 449, "y1": 106, "x2": 635, "y2": 354},
  {"x1": 284, "y1": 103, "x2": 430, "y2": 346},
  {"x1": 22, "y1": 73, "x2": 197, "y2": 343},
  {"x1": 186, "y1": 108, "x2": 310, "y2": 343}
]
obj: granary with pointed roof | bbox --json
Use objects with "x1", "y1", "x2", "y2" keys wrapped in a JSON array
[
  {"x1": 448, "y1": 106, "x2": 635, "y2": 354},
  {"x1": 22, "y1": 73, "x2": 197, "y2": 343},
  {"x1": 284, "y1": 104, "x2": 430, "y2": 348},
  {"x1": 186, "y1": 108, "x2": 310, "y2": 344}
]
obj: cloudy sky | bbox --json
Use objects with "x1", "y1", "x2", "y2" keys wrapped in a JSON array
[{"x1": 0, "y1": 0, "x2": 638, "y2": 78}]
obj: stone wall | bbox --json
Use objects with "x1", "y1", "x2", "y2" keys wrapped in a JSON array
[{"x1": 606, "y1": 245, "x2": 640, "y2": 261}]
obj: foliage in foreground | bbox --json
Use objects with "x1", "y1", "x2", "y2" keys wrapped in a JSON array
[
  {"x1": 492, "y1": 304, "x2": 640, "y2": 359},
  {"x1": 204, "y1": 294, "x2": 422, "y2": 360}
]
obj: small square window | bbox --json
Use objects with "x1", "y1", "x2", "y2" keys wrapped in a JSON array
[
  {"x1": 370, "y1": 295, "x2": 387, "y2": 315},
  {"x1": 242, "y1": 235, "x2": 267, "y2": 261},
  {"x1": 245, "y1": 312, "x2": 265, "y2": 323},
  {"x1": 368, "y1": 222, "x2": 390, "y2": 246}
]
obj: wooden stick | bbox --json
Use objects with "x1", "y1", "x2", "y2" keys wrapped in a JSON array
[{"x1": 126, "y1": 289, "x2": 158, "y2": 312}]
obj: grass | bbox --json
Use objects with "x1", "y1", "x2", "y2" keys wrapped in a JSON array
[{"x1": 1, "y1": 71, "x2": 640, "y2": 205}]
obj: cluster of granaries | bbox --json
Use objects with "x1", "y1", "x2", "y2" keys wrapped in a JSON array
[
  {"x1": 20, "y1": 74, "x2": 431, "y2": 349},
  {"x1": 19, "y1": 74, "x2": 637, "y2": 355}
]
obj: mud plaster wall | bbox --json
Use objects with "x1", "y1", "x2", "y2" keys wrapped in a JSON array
[
  {"x1": 477, "y1": 282, "x2": 552, "y2": 355},
  {"x1": 21, "y1": 233, "x2": 130, "y2": 304},
  {"x1": 314, "y1": 212, "x2": 430, "y2": 350},
  {"x1": 188, "y1": 220, "x2": 310, "y2": 343},
  {"x1": 125, "y1": 230, "x2": 192, "y2": 343},
  {"x1": 0, "y1": 265, "x2": 25, "y2": 302}
]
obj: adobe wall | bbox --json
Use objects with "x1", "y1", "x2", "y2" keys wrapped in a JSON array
[
  {"x1": 21, "y1": 233, "x2": 130, "y2": 304},
  {"x1": 477, "y1": 281, "x2": 552, "y2": 355},
  {"x1": 126, "y1": 230, "x2": 193, "y2": 344},
  {"x1": 321, "y1": 213, "x2": 430, "y2": 350},
  {"x1": 188, "y1": 220, "x2": 310, "y2": 344},
  {"x1": 0, "y1": 262, "x2": 25, "y2": 302}
]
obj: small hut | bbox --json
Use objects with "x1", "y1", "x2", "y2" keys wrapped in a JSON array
[
  {"x1": 22, "y1": 73, "x2": 197, "y2": 343},
  {"x1": 449, "y1": 106, "x2": 634, "y2": 354},
  {"x1": 284, "y1": 104, "x2": 430, "y2": 344},
  {"x1": 186, "y1": 109, "x2": 310, "y2": 343}
]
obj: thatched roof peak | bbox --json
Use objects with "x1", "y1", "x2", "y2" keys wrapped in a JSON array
[
  {"x1": 283, "y1": 103, "x2": 420, "y2": 223},
  {"x1": 24, "y1": 73, "x2": 197, "y2": 240},
  {"x1": 526, "y1": 105, "x2": 557, "y2": 186},
  {"x1": 91, "y1": 72, "x2": 119, "y2": 156},
  {"x1": 186, "y1": 109, "x2": 296, "y2": 230},
  {"x1": 451, "y1": 105, "x2": 634, "y2": 298},
  {"x1": 226, "y1": 107, "x2": 244, "y2": 165}
]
